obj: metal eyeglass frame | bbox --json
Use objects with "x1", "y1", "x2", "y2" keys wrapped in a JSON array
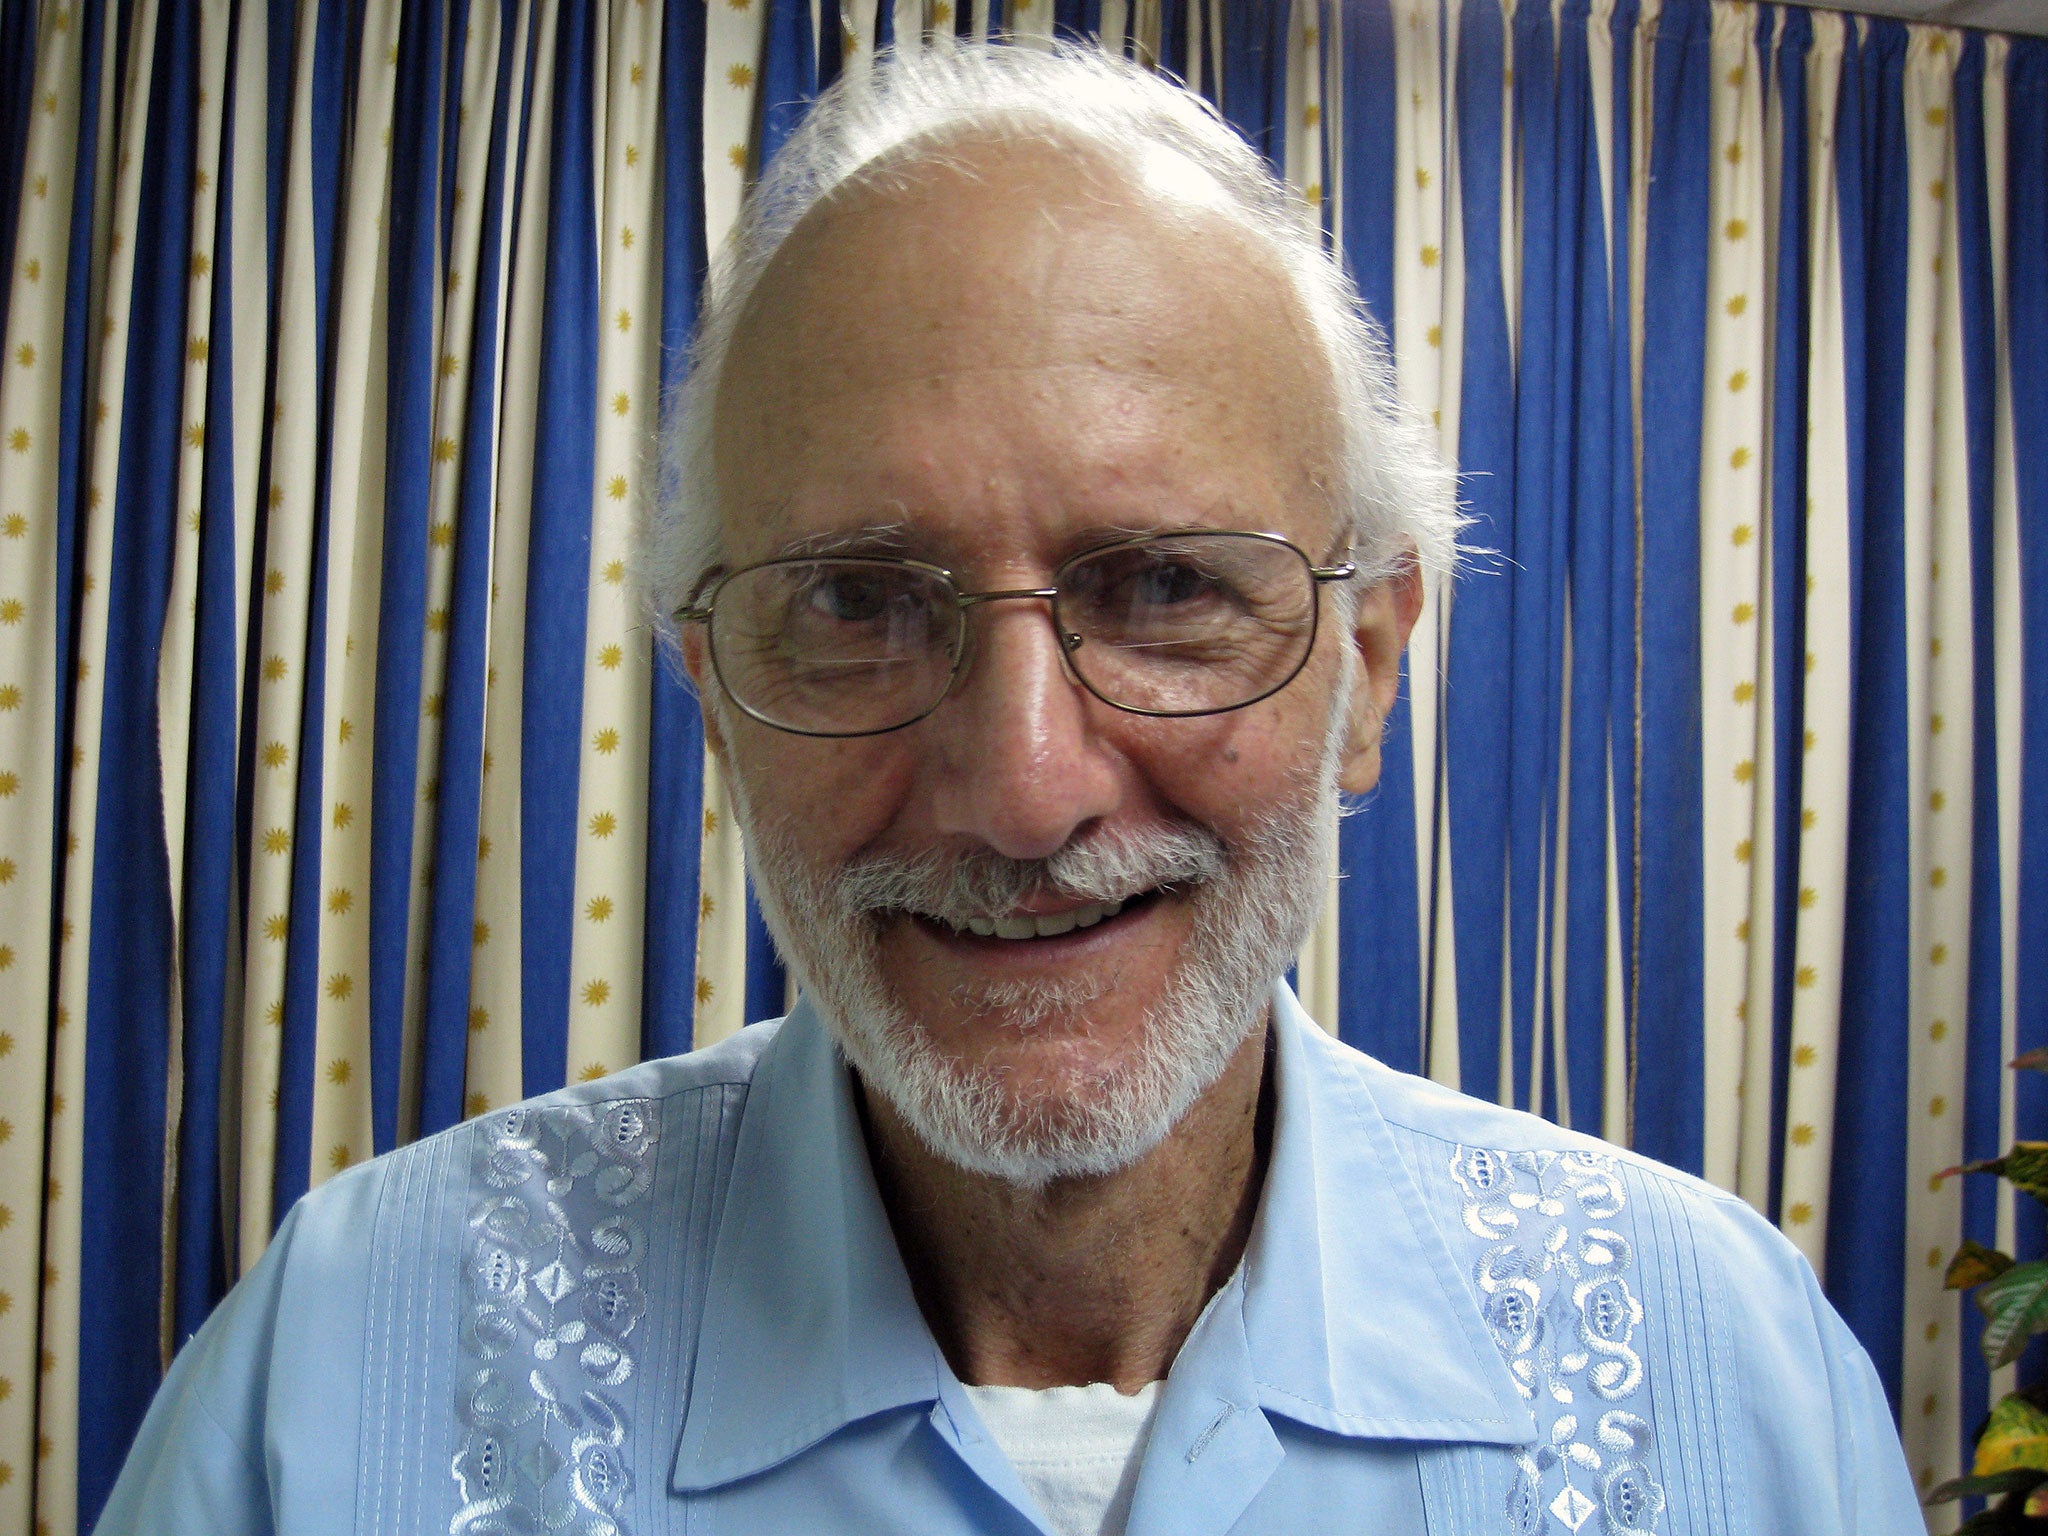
[{"x1": 675, "y1": 529, "x2": 1359, "y2": 739}]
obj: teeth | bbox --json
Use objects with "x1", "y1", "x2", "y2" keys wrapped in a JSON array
[{"x1": 959, "y1": 896, "x2": 1133, "y2": 940}]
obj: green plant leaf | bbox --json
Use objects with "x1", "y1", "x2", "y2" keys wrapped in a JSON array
[
  {"x1": 1944, "y1": 1158, "x2": 2017, "y2": 1184},
  {"x1": 1977, "y1": 1394, "x2": 2048, "y2": 1474},
  {"x1": 1929, "y1": 1469, "x2": 2048, "y2": 1504},
  {"x1": 1952, "y1": 1240, "x2": 2020, "y2": 1291},
  {"x1": 2012, "y1": 1048, "x2": 2048, "y2": 1074},
  {"x1": 1980, "y1": 1269, "x2": 2048, "y2": 1369},
  {"x1": 2007, "y1": 1146, "x2": 2048, "y2": 1204},
  {"x1": 1939, "y1": 1146, "x2": 2048, "y2": 1202}
]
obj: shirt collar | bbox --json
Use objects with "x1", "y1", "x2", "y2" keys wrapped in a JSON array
[
  {"x1": 670, "y1": 995, "x2": 944, "y2": 1492},
  {"x1": 670, "y1": 983, "x2": 1532, "y2": 1493},
  {"x1": 1241, "y1": 982, "x2": 1534, "y2": 1442}
]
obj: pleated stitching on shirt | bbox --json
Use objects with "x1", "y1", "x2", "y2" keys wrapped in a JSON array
[
  {"x1": 1676, "y1": 1175, "x2": 1739, "y2": 1536},
  {"x1": 1691, "y1": 1178, "x2": 1744, "y2": 1536},
  {"x1": 658, "y1": 1085, "x2": 716, "y2": 1536},
  {"x1": 413, "y1": 1132, "x2": 457, "y2": 1536},
  {"x1": 1413, "y1": 1444, "x2": 1451, "y2": 1529},
  {"x1": 642, "y1": 1088, "x2": 702, "y2": 1536},
  {"x1": 370, "y1": 1145, "x2": 403, "y2": 1536},
  {"x1": 1637, "y1": 1167, "x2": 1696, "y2": 1536},
  {"x1": 1416, "y1": 1436, "x2": 1492, "y2": 1531},
  {"x1": 1636, "y1": 1165, "x2": 1742, "y2": 1536},
  {"x1": 396, "y1": 1142, "x2": 427, "y2": 1535},
  {"x1": 358, "y1": 1138, "x2": 413, "y2": 1535},
  {"x1": 1459, "y1": 1437, "x2": 1495, "y2": 1530},
  {"x1": 666, "y1": 1083, "x2": 746, "y2": 1536},
  {"x1": 391, "y1": 1129, "x2": 450, "y2": 1536}
]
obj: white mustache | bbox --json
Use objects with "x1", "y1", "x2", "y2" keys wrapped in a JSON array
[{"x1": 829, "y1": 823, "x2": 1229, "y2": 929}]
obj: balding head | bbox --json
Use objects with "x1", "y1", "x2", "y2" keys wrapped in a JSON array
[
  {"x1": 646, "y1": 43, "x2": 1456, "y2": 645},
  {"x1": 710, "y1": 129, "x2": 1345, "y2": 579}
]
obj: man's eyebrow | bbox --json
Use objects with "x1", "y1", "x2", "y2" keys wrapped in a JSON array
[{"x1": 769, "y1": 522, "x2": 915, "y2": 559}]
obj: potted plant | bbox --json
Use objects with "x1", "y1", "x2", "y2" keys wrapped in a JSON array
[{"x1": 1928, "y1": 1049, "x2": 2048, "y2": 1533}]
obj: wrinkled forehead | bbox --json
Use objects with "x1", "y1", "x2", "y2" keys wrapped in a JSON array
[{"x1": 708, "y1": 128, "x2": 1344, "y2": 566}]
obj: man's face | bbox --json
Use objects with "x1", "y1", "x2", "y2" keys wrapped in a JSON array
[{"x1": 692, "y1": 137, "x2": 1415, "y2": 1181}]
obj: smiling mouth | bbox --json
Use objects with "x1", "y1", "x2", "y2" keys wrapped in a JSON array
[{"x1": 909, "y1": 889, "x2": 1162, "y2": 942}]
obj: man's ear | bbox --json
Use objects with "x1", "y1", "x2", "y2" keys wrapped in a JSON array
[
  {"x1": 680, "y1": 624, "x2": 729, "y2": 763},
  {"x1": 1337, "y1": 556, "x2": 1424, "y2": 797}
]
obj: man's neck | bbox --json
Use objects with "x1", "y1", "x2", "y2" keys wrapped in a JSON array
[{"x1": 857, "y1": 1023, "x2": 1274, "y2": 1395}]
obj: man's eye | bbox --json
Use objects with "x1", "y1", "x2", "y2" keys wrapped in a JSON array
[
  {"x1": 1084, "y1": 554, "x2": 1236, "y2": 615},
  {"x1": 805, "y1": 575, "x2": 896, "y2": 622},
  {"x1": 1127, "y1": 560, "x2": 1217, "y2": 606}
]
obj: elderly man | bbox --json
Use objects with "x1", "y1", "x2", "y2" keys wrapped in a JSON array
[{"x1": 100, "y1": 42, "x2": 1919, "y2": 1536}]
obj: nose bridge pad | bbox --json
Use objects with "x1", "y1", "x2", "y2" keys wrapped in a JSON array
[
  {"x1": 939, "y1": 607, "x2": 980, "y2": 707},
  {"x1": 940, "y1": 592, "x2": 1087, "y2": 709},
  {"x1": 1053, "y1": 622, "x2": 1085, "y2": 689}
]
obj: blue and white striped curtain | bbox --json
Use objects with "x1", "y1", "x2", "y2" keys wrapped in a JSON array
[
  {"x1": 1, "y1": 0, "x2": 2045, "y2": 1529},
  {"x1": 1309, "y1": 2, "x2": 2048, "y2": 1510}
]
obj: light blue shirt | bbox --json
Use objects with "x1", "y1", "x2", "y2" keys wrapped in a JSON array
[{"x1": 98, "y1": 983, "x2": 1923, "y2": 1535}]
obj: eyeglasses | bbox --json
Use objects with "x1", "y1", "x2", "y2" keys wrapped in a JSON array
[{"x1": 677, "y1": 530, "x2": 1356, "y2": 739}]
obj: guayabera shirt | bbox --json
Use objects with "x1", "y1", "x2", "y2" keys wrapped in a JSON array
[{"x1": 97, "y1": 985, "x2": 1923, "y2": 1536}]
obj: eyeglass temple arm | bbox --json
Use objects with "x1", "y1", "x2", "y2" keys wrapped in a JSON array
[{"x1": 1309, "y1": 560, "x2": 1358, "y2": 583}]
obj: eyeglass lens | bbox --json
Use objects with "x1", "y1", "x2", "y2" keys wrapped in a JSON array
[{"x1": 707, "y1": 533, "x2": 1321, "y2": 737}]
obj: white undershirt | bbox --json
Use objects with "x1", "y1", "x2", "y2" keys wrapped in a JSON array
[{"x1": 962, "y1": 1381, "x2": 1164, "y2": 1536}]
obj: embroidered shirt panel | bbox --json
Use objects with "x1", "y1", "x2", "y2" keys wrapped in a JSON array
[
  {"x1": 1444, "y1": 1146, "x2": 1671, "y2": 1536},
  {"x1": 444, "y1": 1098, "x2": 663, "y2": 1535}
]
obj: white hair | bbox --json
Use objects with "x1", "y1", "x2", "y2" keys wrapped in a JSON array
[{"x1": 644, "y1": 41, "x2": 1461, "y2": 646}]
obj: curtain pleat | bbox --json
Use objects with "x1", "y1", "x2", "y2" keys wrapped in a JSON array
[
  {"x1": 166, "y1": 0, "x2": 245, "y2": 1352},
  {"x1": 561, "y1": 0, "x2": 664, "y2": 1087},
  {"x1": 53, "y1": 0, "x2": 173, "y2": 1520},
  {"x1": 1633, "y1": 0, "x2": 1711, "y2": 1173},
  {"x1": 1445, "y1": 0, "x2": 1515, "y2": 1107},
  {"x1": 1696, "y1": 0, "x2": 1768, "y2": 1189},
  {"x1": 1777, "y1": 5, "x2": 1852, "y2": 1273},
  {"x1": 464, "y1": 0, "x2": 548, "y2": 1140},
  {"x1": 415, "y1": 0, "x2": 512, "y2": 1137},
  {"x1": 640, "y1": 0, "x2": 707, "y2": 1063},
  {"x1": 1761, "y1": 0, "x2": 1808, "y2": 1229},
  {"x1": 1949, "y1": 24, "x2": 2006, "y2": 1460},
  {"x1": 1830, "y1": 14, "x2": 1916, "y2": 1414},
  {"x1": 366, "y1": 0, "x2": 447, "y2": 1156},
  {"x1": 516, "y1": 0, "x2": 597, "y2": 1101},
  {"x1": 1555, "y1": 0, "x2": 1620, "y2": 1144},
  {"x1": 1330, "y1": 0, "x2": 1425, "y2": 1069},
  {"x1": 2004, "y1": 20, "x2": 2048, "y2": 1427},
  {"x1": 0, "y1": 0, "x2": 98, "y2": 1528},
  {"x1": 1982, "y1": 26, "x2": 2031, "y2": 1424}
]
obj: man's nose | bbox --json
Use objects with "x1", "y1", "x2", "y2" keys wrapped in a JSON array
[{"x1": 924, "y1": 598, "x2": 1123, "y2": 862}]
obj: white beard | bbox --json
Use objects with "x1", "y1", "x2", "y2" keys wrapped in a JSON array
[
  {"x1": 732, "y1": 742, "x2": 1341, "y2": 1188},
  {"x1": 723, "y1": 624, "x2": 1360, "y2": 1190}
]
